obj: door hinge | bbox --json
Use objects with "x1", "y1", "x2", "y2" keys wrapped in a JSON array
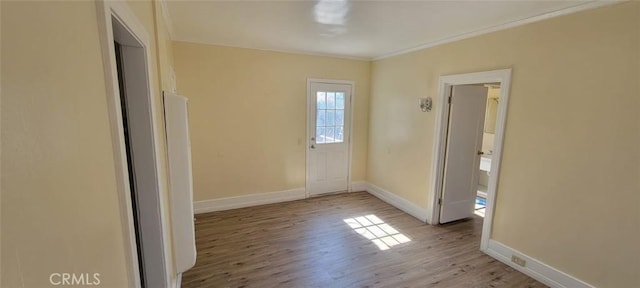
[
  {"x1": 438, "y1": 198, "x2": 442, "y2": 205},
  {"x1": 448, "y1": 96, "x2": 452, "y2": 104}
]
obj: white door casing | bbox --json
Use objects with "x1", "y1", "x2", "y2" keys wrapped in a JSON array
[
  {"x1": 96, "y1": 2, "x2": 172, "y2": 287},
  {"x1": 307, "y1": 80, "x2": 352, "y2": 196},
  {"x1": 439, "y1": 85, "x2": 488, "y2": 223},
  {"x1": 429, "y1": 69, "x2": 512, "y2": 251}
]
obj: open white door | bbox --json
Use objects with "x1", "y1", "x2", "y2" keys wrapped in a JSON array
[
  {"x1": 307, "y1": 81, "x2": 352, "y2": 196},
  {"x1": 440, "y1": 85, "x2": 488, "y2": 223}
]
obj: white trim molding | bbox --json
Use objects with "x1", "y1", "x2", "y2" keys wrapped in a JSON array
[
  {"x1": 191, "y1": 184, "x2": 595, "y2": 288},
  {"x1": 427, "y1": 69, "x2": 512, "y2": 253},
  {"x1": 305, "y1": 78, "x2": 356, "y2": 198},
  {"x1": 363, "y1": 182, "x2": 428, "y2": 222},
  {"x1": 96, "y1": 1, "x2": 173, "y2": 287},
  {"x1": 172, "y1": 39, "x2": 370, "y2": 62},
  {"x1": 194, "y1": 188, "x2": 306, "y2": 214},
  {"x1": 175, "y1": 273, "x2": 182, "y2": 288},
  {"x1": 374, "y1": 1, "x2": 623, "y2": 60},
  {"x1": 193, "y1": 182, "x2": 428, "y2": 223},
  {"x1": 484, "y1": 240, "x2": 594, "y2": 288},
  {"x1": 95, "y1": 3, "x2": 143, "y2": 286},
  {"x1": 167, "y1": 1, "x2": 621, "y2": 62}
]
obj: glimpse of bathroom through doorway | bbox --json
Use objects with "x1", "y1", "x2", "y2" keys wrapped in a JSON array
[{"x1": 475, "y1": 83, "x2": 500, "y2": 217}]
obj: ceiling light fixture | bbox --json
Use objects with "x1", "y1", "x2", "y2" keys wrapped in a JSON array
[{"x1": 314, "y1": 0, "x2": 349, "y2": 25}]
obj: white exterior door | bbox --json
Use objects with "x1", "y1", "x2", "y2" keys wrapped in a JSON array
[
  {"x1": 307, "y1": 81, "x2": 352, "y2": 196},
  {"x1": 440, "y1": 85, "x2": 488, "y2": 223}
]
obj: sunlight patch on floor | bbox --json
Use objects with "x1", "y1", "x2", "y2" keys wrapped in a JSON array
[{"x1": 343, "y1": 214, "x2": 411, "y2": 250}]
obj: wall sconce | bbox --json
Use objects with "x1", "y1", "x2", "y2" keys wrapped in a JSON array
[{"x1": 419, "y1": 97, "x2": 432, "y2": 112}]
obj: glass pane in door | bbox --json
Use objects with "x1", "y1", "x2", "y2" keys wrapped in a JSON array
[{"x1": 316, "y1": 91, "x2": 345, "y2": 144}]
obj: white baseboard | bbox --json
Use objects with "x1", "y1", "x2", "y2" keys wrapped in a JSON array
[
  {"x1": 192, "y1": 183, "x2": 592, "y2": 288},
  {"x1": 194, "y1": 181, "x2": 429, "y2": 222},
  {"x1": 194, "y1": 187, "x2": 306, "y2": 214},
  {"x1": 361, "y1": 182, "x2": 428, "y2": 222},
  {"x1": 350, "y1": 181, "x2": 368, "y2": 192},
  {"x1": 484, "y1": 240, "x2": 593, "y2": 288}
]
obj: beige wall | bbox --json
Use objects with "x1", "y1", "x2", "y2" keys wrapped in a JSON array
[
  {"x1": 1, "y1": 1, "x2": 128, "y2": 286},
  {"x1": 173, "y1": 42, "x2": 370, "y2": 201},
  {"x1": 367, "y1": 2, "x2": 639, "y2": 287},
  {"x1": 3, "y1": 1, "x2": 638, "y2": 287},
  {"x1": 1, "y1": 1, "x2": 177, "y2": 286}
]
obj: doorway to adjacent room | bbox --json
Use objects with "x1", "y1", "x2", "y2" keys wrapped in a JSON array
[{"x1": 428, "y1": 69, "x2": 512, "y2": 252}]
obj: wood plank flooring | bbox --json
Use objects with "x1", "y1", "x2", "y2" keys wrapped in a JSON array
[{"x1": 181, "y1": 192, "x2": 545, "y2": 288}]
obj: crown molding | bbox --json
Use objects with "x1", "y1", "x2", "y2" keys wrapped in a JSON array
[{"x1": 373, "y1": 1, "x2": 623, "y2": 61}]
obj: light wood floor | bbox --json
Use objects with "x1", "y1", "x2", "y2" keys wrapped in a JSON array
[{"x1": 182, "y1": 192, "x2": 545, "y2": 288}]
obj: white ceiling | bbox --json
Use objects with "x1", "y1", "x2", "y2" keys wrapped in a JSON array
[{"x1": 164, "y1": 0, "x2": 600, "y2": 60}]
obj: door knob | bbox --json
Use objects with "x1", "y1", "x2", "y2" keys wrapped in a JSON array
[
  {"x1": 310, "y1": 144, "x2": 316, "y2": 149},
  {"x1": 477, "y1": 151, "x2": 484, "y2": 155}
]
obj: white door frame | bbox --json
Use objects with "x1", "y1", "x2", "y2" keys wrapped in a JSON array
[
  {"x1": 427, "y1": 69, "x2": 512, "y2": 251},
  {"x1": 305, "y1": 78, "x2": 355, "y2": 197},
  {"x1": 96, "y1": 1, "x2": 172, "y2": 287}
]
